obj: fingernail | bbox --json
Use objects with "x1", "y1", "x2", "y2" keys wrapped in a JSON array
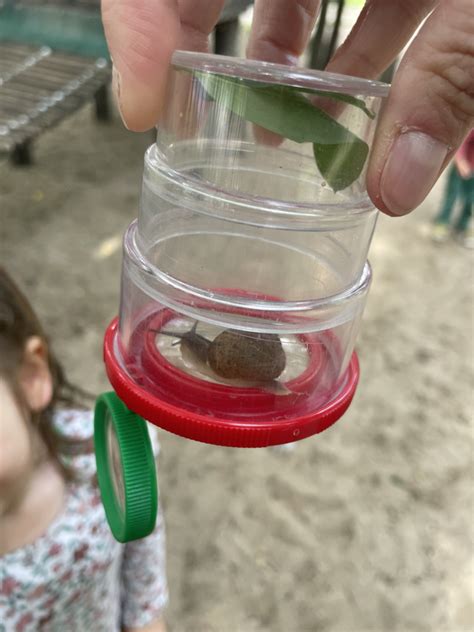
[
  {"x1": 112, "y1": 65, "x2": 129, "y2": 129},
  {"x1": 381, "y1": 131, "x2": 448, "y2": 215}
]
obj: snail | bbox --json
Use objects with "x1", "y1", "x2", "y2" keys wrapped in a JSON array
[{"x1": 152, "y1": 321, "x2": 286, "y2": 383}]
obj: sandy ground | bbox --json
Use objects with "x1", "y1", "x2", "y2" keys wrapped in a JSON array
[{"x1": 1, "y1": 102, "x2": 473, "y2": 632}]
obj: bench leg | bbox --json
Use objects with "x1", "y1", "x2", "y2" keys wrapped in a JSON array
[
  {"x1": 214, "y1": 19, "x2": 240, "y2": 56},
  {"x1": 11, "y1": 140, "x2": 33, "y2": 166},
  {"x1": 94, "y1": 84, "x2": 111, "y2": 122}
]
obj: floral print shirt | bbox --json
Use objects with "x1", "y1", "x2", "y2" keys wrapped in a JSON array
[{"x1": 0, "y1": 409, "x2": 168, "y2": 632}]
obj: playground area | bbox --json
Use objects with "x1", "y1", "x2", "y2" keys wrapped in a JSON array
[{"x1": 1, "y1": 99, "x2": 472, "y2": 631}]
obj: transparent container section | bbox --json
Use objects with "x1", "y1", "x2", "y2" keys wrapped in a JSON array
[
  {"x1": 113, "y1": 51, "x2": 389, "y2": 424},
  {"x1": 116, "y1": 221, "x2": 371, "y2": 421},
  {"x1": 155, "y1": 52, "x2": 388, "y2": 207},
  {"x1": 138, "y1": 52, "x2": 388, "y2": 295},
  {"x1": 140, "y1": 145, "x2": 378, "y2": 299}
]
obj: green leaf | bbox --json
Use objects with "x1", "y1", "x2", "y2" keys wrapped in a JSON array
[
  {"x1": 236, "y1": 78, "x2": 375, "y2": 119},
  {"x1": 289, "y1": 87, "x2": 375, "y2": 119},
  {"x1": 313, "y1": 140, "x2": 369, "y2": 192},
  {"x1": 195, "y1": 72, "x2": 375, "y2": 118},
  {"x1": 196, "y1": 72, "x2": 369, "y2": 191}
]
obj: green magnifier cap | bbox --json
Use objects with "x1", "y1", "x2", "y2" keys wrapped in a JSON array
[{"x1": 94, "y1": 392, "x2": 158, "y2": 542}]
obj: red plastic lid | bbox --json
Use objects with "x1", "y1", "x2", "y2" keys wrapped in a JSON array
[
  {"x1": 103, "y1": 318, "x2": 359, "y2": 448},
  {"x1": 136, "y1": 308, "x2": 329, "y2": 416}
]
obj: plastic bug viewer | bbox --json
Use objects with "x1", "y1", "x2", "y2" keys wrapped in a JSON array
[{"x1": 92, "y1": 51, "x2": 390, "y2": 541}]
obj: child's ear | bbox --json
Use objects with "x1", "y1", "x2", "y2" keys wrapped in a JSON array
[{"x1": 18, "y1": 336, "x2": 53, "y2": 412}]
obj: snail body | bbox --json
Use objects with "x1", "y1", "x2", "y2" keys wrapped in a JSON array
[
  {"x1": 208, "y1": 330, "x2": 286, "y2": 381},
  {"x1": 156, "y1": 322, "x2": 286, "y2": 383},
  {"x1": 158, "y1": 321, "x2": 210, "y2": 364}
]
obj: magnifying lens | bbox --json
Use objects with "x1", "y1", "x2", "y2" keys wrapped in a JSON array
[{"x1": 94, "y1": 392, "x2": 158, "y2": 542}]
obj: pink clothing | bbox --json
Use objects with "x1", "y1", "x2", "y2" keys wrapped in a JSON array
[
  {"x1": 0, "y1": 410, "x2": 167, "y2": 632},
  {"x1": 455, "y1": 129, "x2": 474, "y2": 176}
]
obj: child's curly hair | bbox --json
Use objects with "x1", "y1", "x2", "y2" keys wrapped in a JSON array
[{"x1": 0, "y1": 267, "x2": 92, "y2": 480}]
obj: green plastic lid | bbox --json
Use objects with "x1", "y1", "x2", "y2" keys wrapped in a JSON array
[{"x1": 94, "y1": 392, "x2": 158, "y2": 542}]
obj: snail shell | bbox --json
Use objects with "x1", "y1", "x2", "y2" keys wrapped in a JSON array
[{"x1": 208, "y1": 330, "x2": 286, "y2": 381}]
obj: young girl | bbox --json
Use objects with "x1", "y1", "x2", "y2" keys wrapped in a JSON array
[{"x1": 0, "y1": 268, "x2": 168, "y2": 632}]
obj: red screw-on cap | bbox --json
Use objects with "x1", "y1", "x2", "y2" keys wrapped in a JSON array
[{"x1": 103, "y1": 318, "x2": 359, "y2": 448}]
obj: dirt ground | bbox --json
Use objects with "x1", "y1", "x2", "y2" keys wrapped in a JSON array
[{"x1": 1, "y1": 103, "x2": 473, "y2": 632}]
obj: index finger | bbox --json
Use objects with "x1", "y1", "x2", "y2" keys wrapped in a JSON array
[
  {"x1": 102, "y1": 0, "x2": 180, "y2": 131},
  {"x1": 103, "y1": 0, "x2": 225, "y2": 131}
]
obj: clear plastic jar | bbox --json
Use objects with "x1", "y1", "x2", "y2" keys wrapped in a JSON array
[{"x1": 106, "y1": 51, "x2": 389, "y2": 447}]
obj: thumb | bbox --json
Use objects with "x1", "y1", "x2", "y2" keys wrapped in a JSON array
[
  {"x1": 102, "y1": 0, "x2": 180, "y2": 131},
  {"x1": 367, "y1": 0, "x2": 474, "y2": 216}
]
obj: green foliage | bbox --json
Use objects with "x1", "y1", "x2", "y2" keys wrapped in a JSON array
[{"x1": 197, "y1": 72, "x2": 371, "y2": 192}]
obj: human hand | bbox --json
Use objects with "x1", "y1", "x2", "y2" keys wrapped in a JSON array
[
  {"x1": 101, "y1": 0, "x2": 319, "y2": 131},
  {"x1": 102, "y1": 0, "x2": 474, "y2": 216},
  {"x1": 326, "y1": 0, "x2": 474, "y2": 215}
]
